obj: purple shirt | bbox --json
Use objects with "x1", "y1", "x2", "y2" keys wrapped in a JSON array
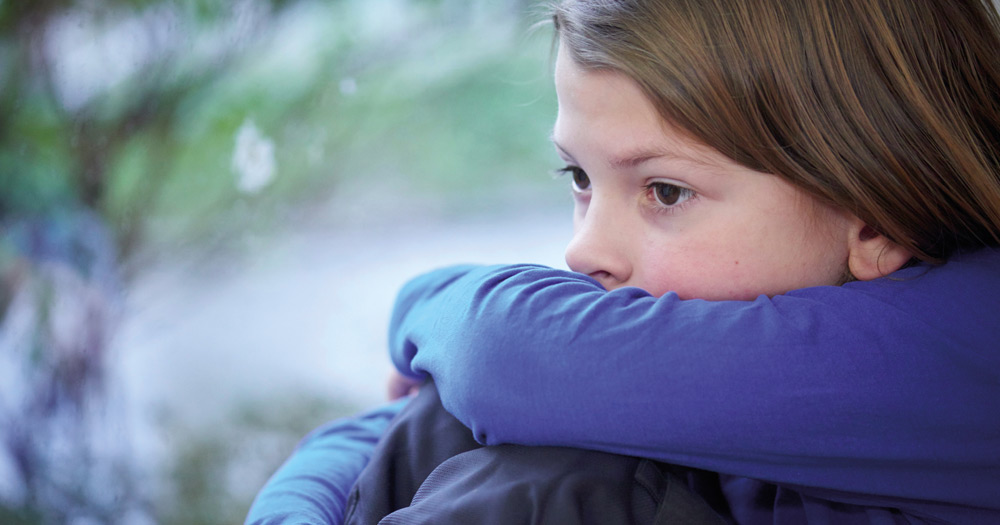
[{"x1": 248, "y1": 248, "x2": 1000, "y2": 524}]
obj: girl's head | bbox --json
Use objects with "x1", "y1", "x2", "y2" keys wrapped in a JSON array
[{"x1": 551, "y1": 0, "x2": 1000, "y2": 299}]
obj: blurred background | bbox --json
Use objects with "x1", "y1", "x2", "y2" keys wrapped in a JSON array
[{"x1": 0, "y1": 0, "x2": 570, "y2": 523}]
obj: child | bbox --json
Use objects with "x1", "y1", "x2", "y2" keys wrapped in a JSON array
[{"x1": 247, "y1": 0, "x2": 1000, "y2": 523}]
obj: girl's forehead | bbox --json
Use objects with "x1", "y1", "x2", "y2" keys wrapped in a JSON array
[{"x1": 553, "y1": 48, "x2": 741, "y2": 174}]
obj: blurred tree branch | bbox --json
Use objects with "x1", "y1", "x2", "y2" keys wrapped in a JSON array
[{"x1": 0, "y1": 0, "x2": 293, "y2": 258}]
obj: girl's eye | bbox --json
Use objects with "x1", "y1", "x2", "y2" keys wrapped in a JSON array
[
  {"x1": 648, "y1": 182, "x2": 695, "y2": 207},
  {"x1": 558, "y1": 166, "x2": 591, "y2": 192}
]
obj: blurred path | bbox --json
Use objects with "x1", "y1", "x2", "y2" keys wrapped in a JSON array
[{"x1": 111, "y1": 194, "x2": 571, "y2": 459}]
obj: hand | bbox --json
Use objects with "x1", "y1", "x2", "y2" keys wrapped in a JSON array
[{"x1": 387, "y1": 370, "x2": 423, "y2": 400}]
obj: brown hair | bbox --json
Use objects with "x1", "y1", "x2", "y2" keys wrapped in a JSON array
[{"x1": 553, "y1": 0, "x2": 1000, "y2": 263}]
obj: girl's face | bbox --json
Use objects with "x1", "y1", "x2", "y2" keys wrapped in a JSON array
[{"x1": 554, "y1": 45, "x2": 857, "y2": 300}]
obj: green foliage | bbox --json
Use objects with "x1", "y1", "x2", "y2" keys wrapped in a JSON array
[
  {"x1": 0, "y1": 505, "x2": 43, "y2": 525},
  {"x1": 136, "y1": 1, "x2": 558, "y2": 247},
  {"x1": 1, "y1": 0, "x2": 558, "y2": 255}
]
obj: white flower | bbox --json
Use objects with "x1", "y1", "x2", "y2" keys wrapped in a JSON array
[
  {"x1": 232, "y1": 118, "x2": 276, "y2": 194},
  {"x1": 339, "y1": 77, "x2": 357, "y2": 96}
]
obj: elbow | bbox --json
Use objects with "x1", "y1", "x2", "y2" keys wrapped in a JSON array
[
  {"x1": 435, "y1": 368, "x2": 517, "y2": 447},
  {"x1": 444, "y1": 393, "x2": 503, "y2": 446},
  {"x1": 425, "y1": 356, "x2": 508, "y2": 446}
]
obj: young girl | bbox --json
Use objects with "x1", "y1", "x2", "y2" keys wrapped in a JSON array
[{"x1": 247, "y1": 0, "x2": 1000, "y2": 523}]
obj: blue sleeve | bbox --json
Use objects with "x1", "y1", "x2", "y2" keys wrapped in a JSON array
[
  {"x1": 388, "y1": 252, "x2": 1000, "y2": 510},
  {"x1": 245, "y1": 398, "x2": 408, "y2": 525}
]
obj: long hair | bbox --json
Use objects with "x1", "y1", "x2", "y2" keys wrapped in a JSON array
[{"x1": 553, "y1": 0, "x2": 1000, "y2": 263}]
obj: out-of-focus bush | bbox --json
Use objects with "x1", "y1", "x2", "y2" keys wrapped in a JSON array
[
  {"x1": 1, "y1": 0, "x2": 557, "y2": 522},
  {"x1": 2, "y1": 0, "x2": 557, "y2": 261}
]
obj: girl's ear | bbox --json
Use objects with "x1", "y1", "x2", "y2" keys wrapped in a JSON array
[{"x1": 846, "y1": 219, "x2": 913, "y2": 281}]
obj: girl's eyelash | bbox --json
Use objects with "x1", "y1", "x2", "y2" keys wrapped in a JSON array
[
  {"x1": 553, "y1": 165, "x2": 582, "y2": 178},
  {"x1": 553, "y1": 167, "x2": 696, "y2": 212},
  {"x1": 554, "y1": 165, "x2": 591, "y2": 192}
]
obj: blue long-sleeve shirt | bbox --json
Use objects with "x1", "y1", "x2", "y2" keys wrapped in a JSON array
[
  {"x1": 389, "y1": 250, "x2": 1000, "y2": 523},
  {"x1": 248, "y1": 248, "x2": 1000, "y2": 524}
]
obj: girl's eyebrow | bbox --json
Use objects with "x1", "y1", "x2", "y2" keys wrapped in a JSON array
[
  {"x1": 609, "y1": 150, "x2": 669, "y2": 170},
  {"x1": 550, "y1": 137, "x2": 576, "y2": 162},
  {"x1": 550, "y1": 135, "x2": 691, "y2": 170}
]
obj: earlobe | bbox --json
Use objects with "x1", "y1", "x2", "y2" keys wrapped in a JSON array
[{"x1": 847, "y1": 222, "x2": 913, "y2": 281}]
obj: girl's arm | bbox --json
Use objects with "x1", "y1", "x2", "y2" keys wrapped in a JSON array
[
  {"x1": 389, "y1": 251, "x2": 1000, "y2": 509},
  {"x1": 244, "y1": 398, "x2": 408, "y2": 525}
]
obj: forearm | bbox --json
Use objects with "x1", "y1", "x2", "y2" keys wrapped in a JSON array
[
  {"x1": 392, "y1": 264, "x2": 864, "y2": 451},
  {"x1": 387, "y1": 255, "x2": 1000, "y2": 506},
  {"x1": 245, "y1": 398, "x2": 408, "y2": 525}
]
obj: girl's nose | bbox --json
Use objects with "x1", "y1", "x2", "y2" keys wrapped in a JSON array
[{"x1": 564, "y1": 199, "x2": 632, "y2": 290}]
